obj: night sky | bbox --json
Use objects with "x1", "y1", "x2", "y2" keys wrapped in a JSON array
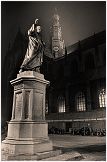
[{"x1": 1, "y1": 1, "x2": 106, "y2": 64}]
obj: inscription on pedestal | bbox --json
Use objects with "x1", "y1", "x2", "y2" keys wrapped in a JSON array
[
  {"x1": 33, "y1": 92, "x2": 43, "y2": 120},
  {"x1": 24, "y1": 91, "x2": 30, "y2": 119},
  {"x1": 15, "y1": 92, "x2": 22, "y2": 119}
]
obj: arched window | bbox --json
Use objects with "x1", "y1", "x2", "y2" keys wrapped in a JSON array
[
  {"x1": 76, "y1": 92, "x2": 86, "y2": 111},
  {"x1": 99, "y1": 88, "x2": 106, "y2": 108},
  {"x1": 58, "y1": 96, "x2": 65, "y2": 113},
  {"x1": 85, "y1": 53, "x2": 95, "y2": 70}
]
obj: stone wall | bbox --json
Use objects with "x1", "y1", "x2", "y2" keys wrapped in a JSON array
[{"x1": 46, "y1": 108, "x2": 106, "y2": 130}]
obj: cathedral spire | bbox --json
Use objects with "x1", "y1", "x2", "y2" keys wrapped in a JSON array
[
  {"x1": 52, "y1": 9, "x2": 65, "y2": 58},
  {"x1": 55, "y1": 7, "x2": 58, "y2": 14}
]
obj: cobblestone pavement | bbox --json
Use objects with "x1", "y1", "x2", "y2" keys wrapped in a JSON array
[
  {"x1": 1, "y1": 134, "x2": 106, "y2": 161},
  {"x1": 47, "y1": 135, "x2": 106, "y2": 161}
]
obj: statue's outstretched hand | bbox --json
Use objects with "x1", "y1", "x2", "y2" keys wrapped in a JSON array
[
  {"x1": 28, "y1": 24, "x2": 35, "y2": 35},
  {"x1": 35, "y1": 19, "x2": 38, "y2": 24}
]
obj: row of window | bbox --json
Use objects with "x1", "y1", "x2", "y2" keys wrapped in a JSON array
[
  {"x1": 76, "y1": 89, "x2": 106, "y2": 111},
  {"x1": 46, "y1": 88, "x2": 106, "y2": 113}
]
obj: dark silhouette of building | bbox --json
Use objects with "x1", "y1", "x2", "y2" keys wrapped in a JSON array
[
  {"x1": 44, "y1": 30, "x2": 106, "y2": 132},
  {"x1": 1, "y1": 29, "x2": 28, "y2": 128}
]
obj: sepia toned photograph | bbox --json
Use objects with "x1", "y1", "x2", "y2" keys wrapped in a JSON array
[{"x1": 1, "y1": 1, "x2": 106, "y2": 161}]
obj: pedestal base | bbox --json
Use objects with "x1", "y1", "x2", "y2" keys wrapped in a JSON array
[
  {"x1": 2, "y1": 71, "x2": 56, "y2": 160},
  {"x1": 2, "y1": 120, "x2": 53, "y2": 156},
  {"x1": 2, "y1": 149, "x2": 62, "y2": 161}
]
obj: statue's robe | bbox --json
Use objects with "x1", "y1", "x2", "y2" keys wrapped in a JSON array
[{"x1": 20, "y1": 32, "x2": 44, "y2": 71}]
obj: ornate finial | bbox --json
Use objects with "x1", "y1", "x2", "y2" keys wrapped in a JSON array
[
  {"x1": 53, "y1": 8, "x2": 59, "y2": 22},
  {"x1": 55, "y1": 7, "x2": 58, "y2": 14}
]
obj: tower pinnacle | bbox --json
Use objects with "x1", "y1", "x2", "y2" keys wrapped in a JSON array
[{"x1": 52, "y1": 9, "x2": 65, "y2": 58}]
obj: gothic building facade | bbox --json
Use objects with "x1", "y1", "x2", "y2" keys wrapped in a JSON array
[{"x1": 43, "y1": 12, "x2": 106, "y2": 132}]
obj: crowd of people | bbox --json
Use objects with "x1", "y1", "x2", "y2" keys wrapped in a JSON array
[{"x1": 48, "y1": 126, "x2": 106, "y2": 136}]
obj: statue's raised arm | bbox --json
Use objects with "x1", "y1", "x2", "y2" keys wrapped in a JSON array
[{"x1": 19, "y1": 19, "x2": 45, "y2": 73}]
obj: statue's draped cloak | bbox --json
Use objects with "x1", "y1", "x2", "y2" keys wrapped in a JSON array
[{"x1": 20, "y1": 32, "x2": 44, "y2": 71}]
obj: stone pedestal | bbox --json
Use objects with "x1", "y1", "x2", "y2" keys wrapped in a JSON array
[{"x1": 2, "y1": 71, "x2": 60, "y2": 160}]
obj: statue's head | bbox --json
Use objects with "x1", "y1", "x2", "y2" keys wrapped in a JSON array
[
  {"x1": 34, "y1": 19, "x2": 41, "y2": 33},
  {"x1": 36, "y1": 25, "x2": 41, "y2": 33}
]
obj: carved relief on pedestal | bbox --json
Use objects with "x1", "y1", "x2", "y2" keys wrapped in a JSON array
[
  {"x1": 24, "y1": 91, "x2": 30, "y2": 119},
  {"x1": 32, "y1": 92, "x2": 43, "y2": 120},
  {"x1": 14, "y1": 92, "x2": 23, "y2": 120}
]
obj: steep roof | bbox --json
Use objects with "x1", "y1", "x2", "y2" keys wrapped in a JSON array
[{"x1": 67, "y1": 30, "x2": 106, "y2": 55}]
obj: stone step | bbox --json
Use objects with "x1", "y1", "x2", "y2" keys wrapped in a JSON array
[
  {"x1": 36, "y1": 149, "x2": 62, "y2": 160},
  {"x1": 41, "y1": 151, "x2": 83, "y2": 161},
  {"x1": 1, "y1": 149, "x2": 62, "y2": 161}
]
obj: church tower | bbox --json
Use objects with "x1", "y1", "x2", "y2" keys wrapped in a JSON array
[{"x1": 52, "y1": 9, "x2": 65, "y2": 58}]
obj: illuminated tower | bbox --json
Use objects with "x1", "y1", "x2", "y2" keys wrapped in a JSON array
[{"x1": 52, "y1": 9, "x2": 65, "y2": 58}]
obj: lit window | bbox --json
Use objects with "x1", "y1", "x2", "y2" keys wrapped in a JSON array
[
  {"x1": 58, "y1": 96, "x2": 65, "y2": 113},
  {"x1": 76, "y1": 92, "x2": 86, "y2": 111},
  {"x1": 99, "y1": 88, "x2": 106, "y2": 108}
]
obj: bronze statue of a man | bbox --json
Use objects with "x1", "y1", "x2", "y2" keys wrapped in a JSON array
[{"x1": 19, "y1": 19, "x2": 45, "y2": 73}]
